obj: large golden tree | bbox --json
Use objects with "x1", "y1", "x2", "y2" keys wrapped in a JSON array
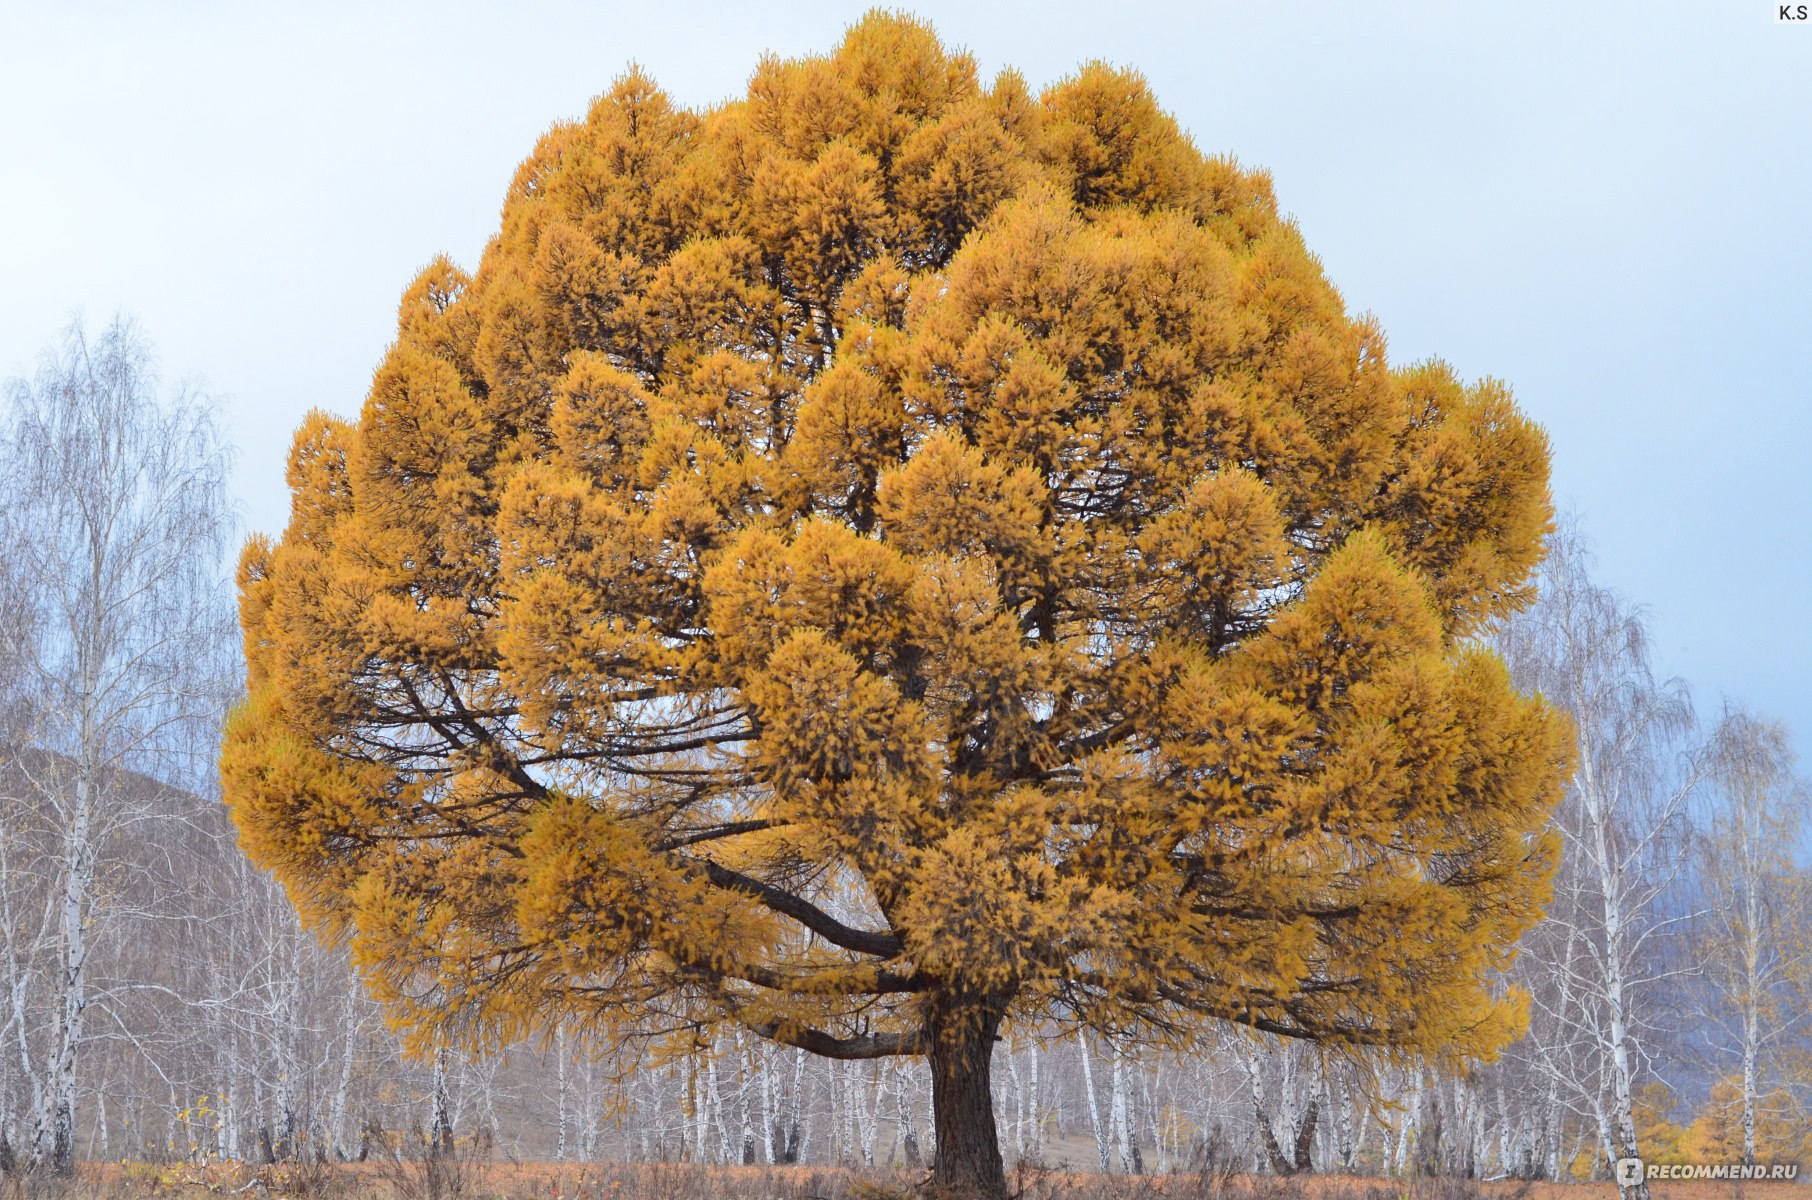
[{"x1": 223, "y1": 14, "x2": 1571, "y2": 1195}]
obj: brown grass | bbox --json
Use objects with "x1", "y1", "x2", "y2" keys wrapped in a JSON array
[{"x1": 0, "y1": 1162, "x2": 1800, "y2": 1200}]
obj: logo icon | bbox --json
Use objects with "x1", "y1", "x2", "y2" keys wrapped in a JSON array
[{"x1": 1616, "y1": 1158, "x2": 1646, "y2": 1187}]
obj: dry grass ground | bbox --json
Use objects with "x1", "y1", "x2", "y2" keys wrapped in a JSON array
[{"x1": 0, "y1": 1163, "x2": 1800, "y2": 1200}]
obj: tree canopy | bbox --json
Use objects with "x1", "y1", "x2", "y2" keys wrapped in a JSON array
[{"x1": 222, "y1": 13, "x2": 1572, "y2": 1194}]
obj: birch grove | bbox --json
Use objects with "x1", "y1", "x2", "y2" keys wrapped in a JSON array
[{"x1": 0, "y1": 317, "x2": 235, "y2": 1173}]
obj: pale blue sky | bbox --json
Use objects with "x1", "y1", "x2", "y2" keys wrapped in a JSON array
[{"x1": 3, "y1": 1, "x2": 1807, "y2": 761}]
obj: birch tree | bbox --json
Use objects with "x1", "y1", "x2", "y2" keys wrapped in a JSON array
[
  {"x1": 0, "y1": 315, "x2": 235, "y2": 1173},
  {"x1": 1242, "y1": 1038, "x2": 1319, "y2": 1175},
  {"x1": 1499, "y1": 525, "x2": 1705, "y2": 1199},
  {"x1": 1696, "y1": 706, "x2": 1809, "y2": 1166}
]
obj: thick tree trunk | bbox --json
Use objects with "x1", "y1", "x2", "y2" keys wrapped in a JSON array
[{"x1": 927, "y1": 1001, "x2": 1006, "y2": 1200}]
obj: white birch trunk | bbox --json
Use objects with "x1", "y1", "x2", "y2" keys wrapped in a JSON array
[
  {"x1": 35, "y1": 766, "x2": 95, "y2": 1173},
  {"x1": 759, "y1": 1044, "x2": 776, "y2": 1164},
  {"x1": 1079, "y1": 1039, "x2": 1109, "y2": 1173}
]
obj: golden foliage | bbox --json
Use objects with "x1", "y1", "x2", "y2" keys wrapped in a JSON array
[
  {"x1": 223, "y1": 11, "x2": 1569, "y2": 1074},
  {"x1": 1635, "y1": 1080, "x2": 1691, "y2": 1166},
  {"x1": 1682, "y1": 1077, "x2": 1812, "y2": 1166}
]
